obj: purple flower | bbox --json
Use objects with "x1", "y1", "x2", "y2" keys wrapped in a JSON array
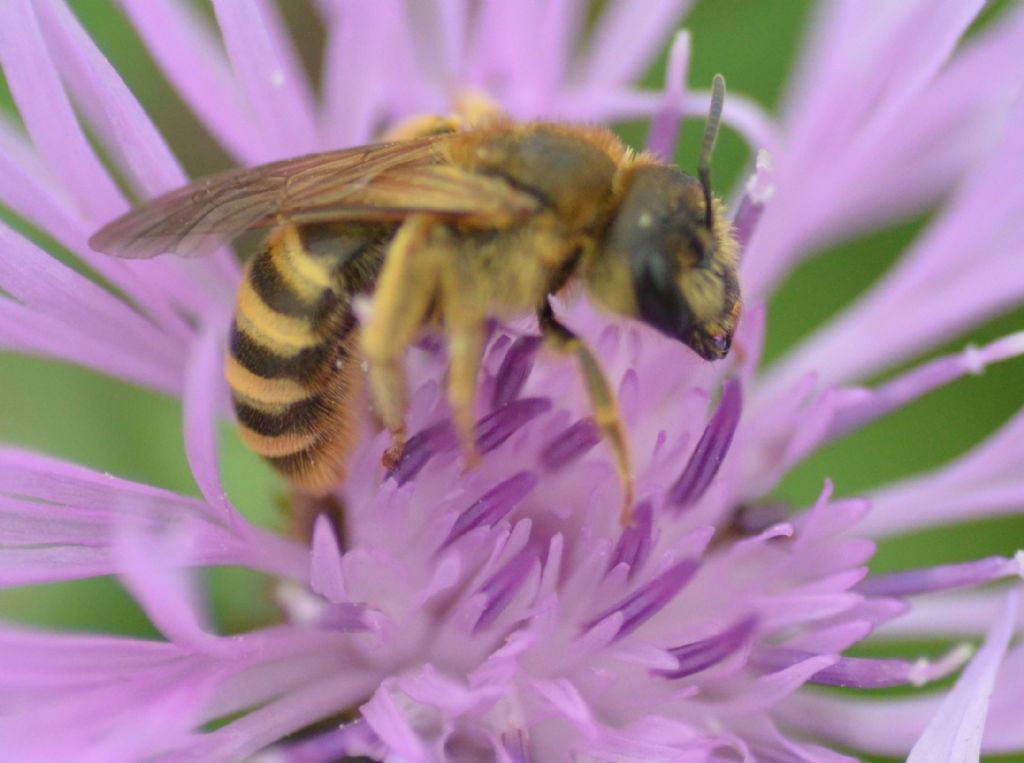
[{"x1": 1, "y1": 2, "x2": 1022, "y2": 762}]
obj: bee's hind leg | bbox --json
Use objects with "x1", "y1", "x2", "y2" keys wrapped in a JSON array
[
  {"x1": 538, "y1": 299, "x2": 635, "y2": 526},
  {"x1": 362, "y1": 216, "x2": 441, "y2": 469}
]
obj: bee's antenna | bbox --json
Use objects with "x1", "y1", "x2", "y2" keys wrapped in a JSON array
[{"x1": 699, "y1": 74, "x2": 726, "y2": 232}]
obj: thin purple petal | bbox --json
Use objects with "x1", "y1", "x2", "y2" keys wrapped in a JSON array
[
  {"x1": 310, "y1": 515, "x2": 347, "y2": 603},
  {"x1": 732, "y1": 149, "x2": 776, "y2": 253},
  {"x1": 645, "y1": 30, "x2": 690, "y2": 162},
  {"x1": 585, "y1": 558, "x2": 700, "y2": 641},
  {"x1": 608, "y1": 501, "x2": 654, "y2": 578},
  {"x1": 391, "y1": 395, "x2": 552, "y2": 485},
  {"x1": 828, "y1": 332, "x2": 1024, "y2": 441},
  {"x1": 857, "y1": 555, "x2": 1024, "y2": 598},
  {"x1": 491, "y1": 335, "x2": 543, "y2": 409},
  {"x1": 659, "y1": 615, "x2": 758, "y2": 680},
  {"x1": 477, "y1": 397, "x2": 552, "y2": 454},
  {"x1": 540, "y1": 417, "x2": 601, "y2": 471},
  {"x1": 442, "y1": 472, "x2": 538, "y2": 549},
  {"x1": 390, "y1": 420, "x2": 460, "y2": 486},
  {"x1": 183, "y1": 319, "x2": 238, "y2": 525},
  {"x1": 475, "y1": 549, "x2": 540, "y2": 631},
  {"x1": 669, "y1": 379, "x2": 743, "y2": 508},
  {"x1": 771, "y1": 640, "x2": 973, "y2": 692},
  {"x1": 115, "y1": 530, "x2": 221, "y2": 653}
]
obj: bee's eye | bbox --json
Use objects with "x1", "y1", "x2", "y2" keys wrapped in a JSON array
[{"x1": 633, "y1": 255, "x2": 690, "y2": 339}]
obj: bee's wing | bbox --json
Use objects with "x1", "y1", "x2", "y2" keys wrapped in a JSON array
[{"x1": 89, "y1": 136, "x2": 541, "y2": 259}]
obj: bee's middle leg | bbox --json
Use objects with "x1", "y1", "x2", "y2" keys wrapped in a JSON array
[
  {"x1": 538, "y1": 299, "x2": 635, "y2": 526},
  {"x1": 437, "y1": 255, "x2": 487, "y2": 467},
  {"x1": 362, "y1": 216, "x2": 440, "y2": 468}
]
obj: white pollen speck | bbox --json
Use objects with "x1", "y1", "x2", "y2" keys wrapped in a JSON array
[
  {"x1": 909, "y1": 657, "x2": 930, "y2": 687},
  {"x1": 909, "y1": 644, "x2": 973, "y2": 687},
  {"x1": 274, "y1": 581, "x2": 323, "y2": 626},
  {"x1": 638, "y1": 212, "x2": 653, "y2": 228},
  {"x1": 360, "y1": 361, "x2": 369, "y2": 372},
  {"x1": 270, "y1": 69, "x2": 285, "y2": 87},
  {"x1": 962, "y1": 344, "x2": 985, "y2": 375},
  {"x1": 335, "y1": 359, "x2": 344, "y2": 370},
  {"x1": 746, "y1": 149, "x2": 776, "y2": 203},
  {"x1": 352, "y1": 296, "x2": 372, "y2": 323}
]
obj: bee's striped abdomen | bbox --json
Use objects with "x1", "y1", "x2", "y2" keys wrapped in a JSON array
[{"x1": 226, "y1": 223, "x2": 387, "y2": 494}]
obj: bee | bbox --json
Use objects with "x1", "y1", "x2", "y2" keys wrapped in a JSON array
[{"x1": 90, "y1": 76, "x2": 740, "y2": 526}]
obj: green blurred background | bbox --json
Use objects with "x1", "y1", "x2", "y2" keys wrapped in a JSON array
[{"x1": 0, "y1": 2, "x2": 1021, "y2": 760}]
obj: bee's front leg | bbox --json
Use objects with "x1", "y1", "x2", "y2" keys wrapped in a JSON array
[
  {"x1": 538, "y1": 299, "x2": 635, "y2": 526},
  {"x1": 362, "y1": 216, "x2": 441, "y2": 469}
]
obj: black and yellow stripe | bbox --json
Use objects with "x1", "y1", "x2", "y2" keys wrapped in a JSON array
[{"x1": 226, "y1": 222, "x2": 389, "y2": 493}]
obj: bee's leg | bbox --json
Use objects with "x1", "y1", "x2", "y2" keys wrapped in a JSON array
[
  {"x1": 362, "y1": 216, "x2": 440, "y2": 468},
  {"x1": 538, "y1": 299, "x2": 635, "y2": 526},
  {"x1": 437, "y1": 259, "x2": 486, "y2": 467}
]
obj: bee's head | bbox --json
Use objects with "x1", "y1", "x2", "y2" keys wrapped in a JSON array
[
  {"x1": 586, "y1": 74, "x2": 740, "y2": 361},
  {"x1": 588, "y1": 163, "x2": 740, "y2": 360}
]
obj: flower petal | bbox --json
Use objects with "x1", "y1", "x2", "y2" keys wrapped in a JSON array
[
  {"x1": 578, "y1": 0, "x2": 693, "y2": 89},
  {"x1": 745, "y1": 0, "x2": 1006, "y2": 295},
  {"x1": 0, "y1": 448, "x2": 307, "y2": 585},
  {"x1": 0, "y1": 0, "x2": 123, "y2": 221},
  {"x1": 907, "y1": 591, "x2": 1018, "y2": 761},
  {"x1": 826, "y1": 333, "x2": 1024, "y2": 441},
  {"x1": 863, "y1": 406, "x2": 1024, "y2": 536},
  {"x1": 183, "y1": 317, "x2": 238, "y2": 524},
  {"x1": 211, "y1": 0, "x2": 320, "y2": 159},
  {"x1": 114, "y1": 528, "x2": 221, "y2": 652},
  {"x1": 858, "y1": 555, "x2": 1024, "y2": 599},
  {"x1": 645, "y1": 31, "x2": 690, "y2": 162},
  {"x1": 0, "y1": 224, "x2": 179, "y2": 370},
  {"x1": 117, "y1": 0, "x2": 266, "y2": 163},
  {"x1": 310, "y1": 515, "x2": 347, "y2": 603},
  {"x1": 318, "y1": 0, "x2": 398, "y2": 146},
  {"x1": 34, "y1": 0, "x2": 241, "y2": 294}
]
